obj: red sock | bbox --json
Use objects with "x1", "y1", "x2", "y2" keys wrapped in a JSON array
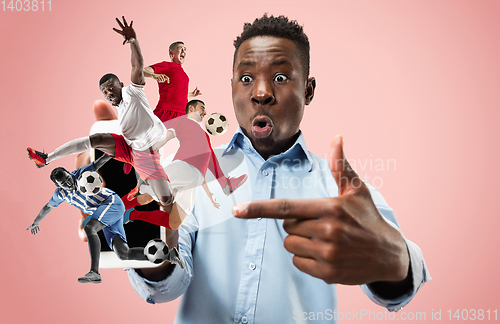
[
  {"x1": 130, "y1": 209, "x2": 171, "y2": 229},
  {"x1": 121, "y1": 196, "x2": 141, "y2": 210}
]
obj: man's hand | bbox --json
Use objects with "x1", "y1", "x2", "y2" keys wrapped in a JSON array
[
  {"x1": 113, "y1": 16, "x2": 136, "y2": 45},
  {"x1": 27, "y1": 222, "x2": 40, "y2": 235},
  {"x1": 209, "y1": 193, "x2": 220, "y2": 209},
  {"x1": 154, "y1": 73, "x2": 170, "y2": 83},
  {"x1": 233, "y1": 135, "x2": 410, "y2": 286},
  {"x1": 189, "y1": 87, "x2": 202, "y2": 97}
]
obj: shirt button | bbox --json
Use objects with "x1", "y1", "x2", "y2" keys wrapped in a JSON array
[
  {"x1": 241, "y1": 316, "x2": 248, "y2": 323},
  {"x1": 261, "y1": 170, "x2": 269, "y2": 176},
  {"x1": 249, "y1": 263, "x2": 256, "y2": 270}
]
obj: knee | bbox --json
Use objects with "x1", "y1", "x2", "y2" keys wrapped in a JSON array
[
  {"x1": 89, "y1": 133, "x2": 103, "y2": 146},
  {"x1": 159, "y1": 195, "x2": 174, "y2": 206},
  {"x1": 113, "y1": 239, "x2": 130, "y2": 260},
  {"x1": 84, "y1": 223, "x2": 97, "y2": 236},
  {"x1": 169, "y1": 217, "x2": 182, "y2": 231}
]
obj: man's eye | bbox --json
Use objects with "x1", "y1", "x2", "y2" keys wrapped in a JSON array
[
  {"x1": 240, "y1": 75, "x2": 253, "y2": 83},
  {"x1": 274, "y1": 74, "x2": 289, "y2": 83}
]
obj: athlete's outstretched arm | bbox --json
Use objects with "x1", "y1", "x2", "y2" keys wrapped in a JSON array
[
  {"x1": 144, "y1": 66, "x2": 169, "y2": 83},
  {"x1": 27, "y1": 203, "x2": 54, "y2": 235},
  {"x1": 93, "y1": 154, "x2": 112, "y2": 171},
  {"x1": 202, "y1": 181, "x2": 220, "y2": 209},
  {"x1": 113, "y1": 16, "x2": 145, "y2": 86}
]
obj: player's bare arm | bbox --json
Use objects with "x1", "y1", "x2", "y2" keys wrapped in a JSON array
[
  {"x1": 233, "y1": 135, "x2": 412, "y2": 298},
  {"x1": 202, "y1": 180, "x2": 220, "y2": 209},
  {"x1": 143, "y1": 66, "x2": 170, "y2": 84},
  {"x1": 113, "y1": 16, "x2": 145, "y2": 86},
  {"x1": 27, "y1": 203, "x2": 54, "y2": 234}
]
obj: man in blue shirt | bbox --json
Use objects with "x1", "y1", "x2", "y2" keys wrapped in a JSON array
[{"x1": 127, "y1": 14, "x2": 430, "y2": 323}]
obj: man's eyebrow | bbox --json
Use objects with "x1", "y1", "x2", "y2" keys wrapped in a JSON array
[
  {"x1": 271, "y1": 60, "x2": 292, "y2": 67},
  {"x1": 237, "y1": 61, "x2": 255, "y2": 68}
]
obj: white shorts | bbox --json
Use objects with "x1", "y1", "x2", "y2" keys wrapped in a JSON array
[{"x1": 140, "y1": 160, "x2": 204, "y2": 216}]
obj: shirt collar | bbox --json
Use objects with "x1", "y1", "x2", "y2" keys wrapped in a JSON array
[{"x1": 223, "y1": 126, "x2": 314, "y2": 172}]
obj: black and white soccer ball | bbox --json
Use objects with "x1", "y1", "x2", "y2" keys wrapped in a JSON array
[
  {"x1": 144, "y1": 239, "x2": 169, "y2": 264},
  {"x1": 77, "y1": 171, "x2": 103, "y2": 196},
  {"x1": 205, "y1": 112, "x2": 229, "y2": 136}
]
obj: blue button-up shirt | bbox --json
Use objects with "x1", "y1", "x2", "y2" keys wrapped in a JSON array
[{"x1": 128, "y1": 128, "x2": 430, "y2": 324}]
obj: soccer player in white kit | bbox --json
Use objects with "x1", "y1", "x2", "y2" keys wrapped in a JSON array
[{"x1": 28, "y1": 17, "x2": 175, "y2": 210}]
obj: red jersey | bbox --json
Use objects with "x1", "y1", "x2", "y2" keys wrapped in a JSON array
[
  {"x1": 151, "y1": 61, "x2": 189, "y2": 114},
  {"x1": 165, "y1": 116, "x2": 223, "y2": 180}
]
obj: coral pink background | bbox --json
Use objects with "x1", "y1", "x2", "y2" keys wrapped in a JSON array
[{"x1": 2, "y1": 0, "x2": 499, "y2": 323}]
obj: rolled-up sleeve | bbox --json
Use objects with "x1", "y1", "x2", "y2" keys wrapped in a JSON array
[
  {"x1": 127, "y1": 214, "x2": 199, "y2": 303},
  {"x1": 361, "y1": 184, "x2": 431, "y2": 311},
  {"x1": 361, "y1": 239, "x2": 431, "y2": 312}
]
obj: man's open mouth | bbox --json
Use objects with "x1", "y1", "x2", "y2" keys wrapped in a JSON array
[{"x1": 251, "y1": 116, "x2": 274, "y2": 139}]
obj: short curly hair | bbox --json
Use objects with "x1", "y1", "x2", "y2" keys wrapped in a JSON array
[
  {"x1": 233, "y1": 14, "x2": 310, "y2": 79},
  {"x1": 50, "y1": 167, "x2": 68, "y2": 185},
  {"x1": 99, "y1": 73, "x2": 120, "y2": 87}
]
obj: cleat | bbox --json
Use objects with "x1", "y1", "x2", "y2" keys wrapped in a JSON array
[
  {"x1": 77, "y1": 270, "x2": 102, "y2": 284},
  {"x1": 168, "y1": 247, "x2": 185, "y2": 270},
  {"x1": 27, "y1": 147, "x2": 48, "y2": 168},
  {"x1": 222, "y1": 174, "x2": 248, "y2": 196}
]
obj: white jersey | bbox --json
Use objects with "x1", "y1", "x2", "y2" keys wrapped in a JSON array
[{"x1": 117, "y1": 83, "x2": 167, "y2": 151}]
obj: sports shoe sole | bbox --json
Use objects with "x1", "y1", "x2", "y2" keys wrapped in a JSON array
[{"x1": 26, "y1": 148, "x2": 47, "y2": 169}]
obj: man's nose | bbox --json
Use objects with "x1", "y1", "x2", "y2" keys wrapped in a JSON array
[{"x1": 251, "y1": 79, "x2": 275, "y2": 106}]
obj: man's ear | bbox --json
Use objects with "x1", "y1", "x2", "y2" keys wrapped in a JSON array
[
  {"x1": 120, "y1": 82, "x2": 124, "y2": 87},
  {"x1": 169, "y1": 51, "x2": 174, "y2": 59},
  {"x1": 305, "y1": 77, "x2": 316, "y2": 105}
]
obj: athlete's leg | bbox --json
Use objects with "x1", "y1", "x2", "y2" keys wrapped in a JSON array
[
  {"x1": 167, "y1": 203, "x2": 189, "y2": 231},
  {"x1": 147, "y1": 178, "x2": 174, "y2": 207},
  {"x1": 84, "y1": 219, "x2": 107, "y2": 273},
  {"x1": 89, "y1": 133, "x2": 117, "y2": 156},
  {"x1": 42, "y1": 133, "x2": 116, "y2": 164},
  {"x1": 129, "y1": 209, "x2": 172, "y2": 228},
  {"x1": 112, "y1": 237, "x2": 148, "y2": 261}
]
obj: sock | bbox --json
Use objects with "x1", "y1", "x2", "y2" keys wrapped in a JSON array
[
  {"x1": 130, "y1": 209, "x2": 171, "y2": 229},
  {"x1": 121, "y1": 196, "x2": 141, "y2": 210},
  {"x1": 47, "y1": 137, "x2": 91, "y2": 164},
  {"x1": 87, "y1": 232, "x2": 101, "y2": 273}
]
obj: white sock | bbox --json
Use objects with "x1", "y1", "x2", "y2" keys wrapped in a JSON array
[{"x1": 46, "y1": 137, "x2": 91, "y2": 164}]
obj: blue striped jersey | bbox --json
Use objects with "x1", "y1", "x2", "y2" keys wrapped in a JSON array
[{"x1": 48, "y1": 162, "x2": 116, "y2": 215}]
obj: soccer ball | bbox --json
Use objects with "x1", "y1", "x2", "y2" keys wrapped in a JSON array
[
  {"x1": 77, "y1": 171, "x2": 103, "y2": 196},
  {"x1": 144, "y1": 239, "x2": 169, "y2": 264},
  {"x1": 205, "y1": 112, "x2": 228, "y2": 136}
]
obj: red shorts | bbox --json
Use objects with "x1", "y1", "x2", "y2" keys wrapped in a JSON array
[
  {"x1": 111, "y1": 133, "x2": 169, "y2": 181},
  {"x1": 154, "y1": 109, "x2": 185, "y2": 123}
]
